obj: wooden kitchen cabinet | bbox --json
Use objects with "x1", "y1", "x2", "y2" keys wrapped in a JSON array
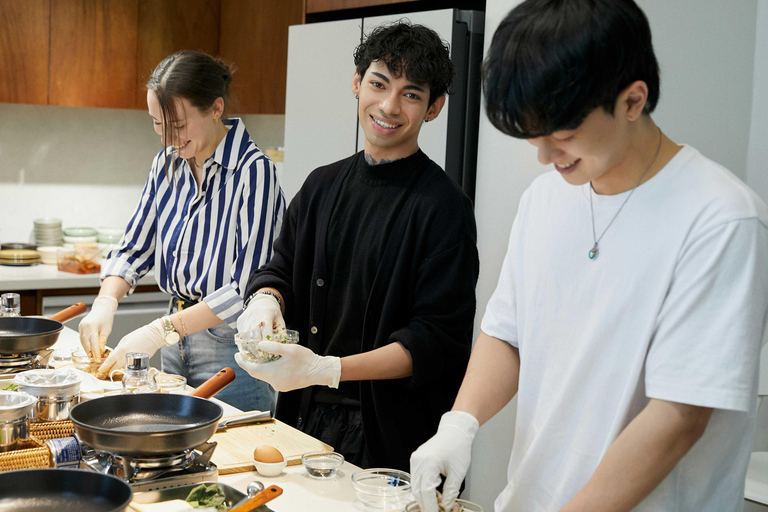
[
  {"x1": 1, "y1": 0, "x2": 304, "y2": 113},
  {"x1": 49, "y1": 0, "x2": 139, "y2": 109},
  {"x1": 0, "y1": 0, "x2": 50, "y2": 105},
  {"x1": 135, "y1": 0, "x2": 221, "y2": 109},
  {"x1": 219, "y1": 0, "x2": 304, "y2": 114}
]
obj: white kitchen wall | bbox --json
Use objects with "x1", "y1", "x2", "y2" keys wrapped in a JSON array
[
  {"x1": 0, "y1": 102, "x2": 284, "y2": 243},
  {"x1": 465, "y1": 0, "x2": 764, "y2": 509}
]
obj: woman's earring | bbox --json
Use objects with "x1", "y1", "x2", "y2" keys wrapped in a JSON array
[
  {"x1": 354, "y1": 94, "x2": 359, "y2": 100},
  {"x1": 424, "y1": 118, "x2": 430, "y2": 123}
]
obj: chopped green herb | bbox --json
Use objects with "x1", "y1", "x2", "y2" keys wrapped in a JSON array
[
  {"x1": 0, "y1": 383, "x2": 18, "y2": 392},
  {"x1": 185, "y1": 483, "x2": 227, "y2": 511}
]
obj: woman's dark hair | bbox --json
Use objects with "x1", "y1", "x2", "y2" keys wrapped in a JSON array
[
  {"x1": 146, "y1": 50, "x2": 234, "y2": 177},
  {"x1": 483, "y1": 0, "x2": 660, "y2": 139},
  {"x1": 354, "y1": 21, "x2": 455, "y2": 107}
]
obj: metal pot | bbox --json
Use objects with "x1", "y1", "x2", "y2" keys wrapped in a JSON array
[
  {"x1": 14, "y1": 369, "x2": 82, "y2": 422},
  {"x1": 0, "y1": 391, "x2": 36, "y2": 452}
]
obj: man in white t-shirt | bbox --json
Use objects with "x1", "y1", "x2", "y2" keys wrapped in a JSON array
[{"x1": 410, "y1": 1, "x2": 768, "y2": 511}]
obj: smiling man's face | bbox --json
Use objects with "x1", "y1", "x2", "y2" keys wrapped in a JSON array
[{"x1": 352, "y1": 60, "x2": 445, "y2": 163}]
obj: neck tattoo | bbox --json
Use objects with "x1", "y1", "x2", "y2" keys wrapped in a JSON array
[
  {"x1": 588, "y1": 127, "x2": 663, "y2": 260},
  {"x1": 364, "y1": 153, "x2": 396, "y2": 166}
]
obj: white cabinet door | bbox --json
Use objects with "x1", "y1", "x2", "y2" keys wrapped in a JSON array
[{"x1": 283, "y1": 20, "x2": 363, "y2": 203}]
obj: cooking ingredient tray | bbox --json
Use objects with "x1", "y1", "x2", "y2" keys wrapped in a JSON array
[{"x1": 130, "y1": 481, "x2": 274, "y2": 511}]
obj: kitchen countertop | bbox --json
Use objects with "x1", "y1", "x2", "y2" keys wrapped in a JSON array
[
  {"x1": 45, "y1": 328, "x2": 391, "y2": 511},
  {"x1": 218, "y1": 463, "x2": 371, "y2": 512},
  {"x1": 0, "y1": 262, "x2": 156, "y2": 291}
]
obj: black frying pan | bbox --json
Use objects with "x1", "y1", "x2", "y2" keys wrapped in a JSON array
[
  {"x1": 0, "y1": 303, "x2": 86, "y2": 354},
  {"x1": 70, "y1": 393, "x2": 223, "y2": 456},
  {"x1": 0, "y1": 468, "x2": 132, "y2": 511}
]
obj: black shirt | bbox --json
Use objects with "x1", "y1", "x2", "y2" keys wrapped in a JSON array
[
  {"x1": 324, "y1": 150, "x2": 430, "y2": 400},
  {"x1": 244, "y1": 149, "x2": 478, "y2": 471}
]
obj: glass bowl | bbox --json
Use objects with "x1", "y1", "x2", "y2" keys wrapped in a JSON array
[
  {"x1": 154, "y1": 373, "x2": 187, "y2": 394},
  {"x1": 301, "y1": 451, "x2": 344, "y2": 479},
  {"x1": 350, "y1": 468, "x2": 412, "y2": 509},
  {"x1": 71, "y1": 348, "x2": 112, "y2": 375},
  {"x1": 404, "y1": 499, "x2": 485, "y2": 512},
  {"x1": 235, "y1": 329, "x2": 299, "y2": 363}
]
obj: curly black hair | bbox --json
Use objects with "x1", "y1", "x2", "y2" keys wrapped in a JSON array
[
  {"x1": 354, "y1": 21, "x2": 455, "y2": 107},
  {"x1": 483, "y1": 0, "x2": 660, "y2": 139}
]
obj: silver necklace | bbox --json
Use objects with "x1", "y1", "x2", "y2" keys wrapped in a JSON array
[{"x1": 588, "y1": 127, "x2": 662, "y2": 260}]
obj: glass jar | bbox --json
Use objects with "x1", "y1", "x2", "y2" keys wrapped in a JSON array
[
  {"x1": 1, "y1": 293, "x2": 21, "y2": 317},
  {"x1": 110, "y1": 352, "x2": 158, "y2": 394}
]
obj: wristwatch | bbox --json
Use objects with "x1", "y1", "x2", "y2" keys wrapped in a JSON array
[{"x1": 161, "y1": 315, "x2": 181, "y2": 345}]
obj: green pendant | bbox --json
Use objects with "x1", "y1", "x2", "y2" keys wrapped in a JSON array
[{"x1": 589, "y1": 243, "x2": 599, "y2": 260}]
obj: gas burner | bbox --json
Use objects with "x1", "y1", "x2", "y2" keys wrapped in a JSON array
[
  {"x1": 0, "y1": 350, "x2": 52, "y2": 374},
  {"x1": 80, "y1": 440, "x2": 218, "y2": 490}
]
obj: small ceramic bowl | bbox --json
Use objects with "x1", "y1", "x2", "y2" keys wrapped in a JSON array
[
  {"x1": 62, "y1": 227, "x2": 97, "y2": 237},
  {"x1": 301, "y1": 451, "x2": 344, "y2": 479},
  {"x1": 254, "y1": 459, "x2": 287, "y2": 477}
]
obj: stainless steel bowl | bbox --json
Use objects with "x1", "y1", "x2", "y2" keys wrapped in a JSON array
[
  {"x1": 30, "y1": 395, "x2": 80, "y2": 422},
  {"x1": 15, "y1": 369, "x2": 82, "y2": 422},
  {"x1": 0, "y1": 391, "x2": 36, "y2": 452}
]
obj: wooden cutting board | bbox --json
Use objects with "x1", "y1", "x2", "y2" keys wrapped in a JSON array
[{"x1": 211, "y1": 413, "x2": 332, "y2": 475}]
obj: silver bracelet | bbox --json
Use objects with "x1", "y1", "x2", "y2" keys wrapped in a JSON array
[{"x1": 244, "y1": 290, "x2": 282, "y2": 310}]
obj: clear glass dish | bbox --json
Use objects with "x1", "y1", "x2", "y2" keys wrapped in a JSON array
[
  {"x1": 301, "y1": 451, "x2": 344, "y2": 479},
  {"x1": 404, "y1": 499, "x2": 485, "y2": 512},
  {"x1": 350, "y1": 468, "x2": 412, "y2": 509},
  {"x1": 235, "y1": 329, "x2": 299, "y2": 363}
]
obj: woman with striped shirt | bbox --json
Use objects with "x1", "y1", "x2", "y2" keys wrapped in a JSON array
[{"x1": 77, "y1": 51, "x2": 285, "y2": 411}]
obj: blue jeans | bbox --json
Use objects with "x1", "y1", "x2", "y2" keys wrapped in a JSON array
[{"x1": 161, "y1": 322, "x2": 276, "y2": 413}]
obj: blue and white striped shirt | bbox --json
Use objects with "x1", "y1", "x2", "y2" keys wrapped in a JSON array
[{"x1": 103, "y1": 118, "x2": 285, "y2": 327}]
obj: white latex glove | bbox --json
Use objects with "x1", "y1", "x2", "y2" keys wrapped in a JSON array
[
  {"x1": 78, "y1": 295, "x2": 119, "y2": 362},
  {"x1": 234, "y1": 341, "x2": 341, "y2": 392},
  {"x1": 410, "y1": 411, "x2": 480, "y2": 512},
  {"x1": 96, "y1": 318, "x2": 166, "y2": 377},
  {"x1": 237, "y1": 294, "x2": 286, "y2": 337}
]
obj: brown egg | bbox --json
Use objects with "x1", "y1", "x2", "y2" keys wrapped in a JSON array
[{"x1": 253, "y1": 445, "x2": 284, "y2": 464}]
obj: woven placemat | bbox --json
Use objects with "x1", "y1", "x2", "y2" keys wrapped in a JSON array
[
  {"x1": 0, "y1": 439, "x2": 49, "y2": 471},
  {"x1": 29, "y1": 420, "x2": 75, "y2": 442},
  {"x1": 0, "y1": 420, "x2": 75, "y2": 471}
]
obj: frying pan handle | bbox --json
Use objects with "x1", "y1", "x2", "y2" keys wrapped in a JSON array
[
  {"x1": 229, "y1": 485, "x2": 283, "y2": 512},
  {"x1": 48, "y1": 302, "x2": 87, "y2": 323},
  {"x1": 190, "y1": 367, "x2": 236, "y2": 398}
]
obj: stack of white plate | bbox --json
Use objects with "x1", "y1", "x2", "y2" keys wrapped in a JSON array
[{"x1": 34, "y1": 218, "x2": 64, "y2": 247}]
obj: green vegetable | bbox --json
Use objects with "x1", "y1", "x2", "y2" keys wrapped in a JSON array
[
  {"x1": 0, "y1": 383, "x2": 18, "y2": 392},
  {"x1": 185, "y1": 483, "x2": 227, "y2": 511}
]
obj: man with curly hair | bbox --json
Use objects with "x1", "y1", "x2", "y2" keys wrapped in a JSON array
[{"x1": 235, "y1": 21, "x2": 479, "y2": 471}]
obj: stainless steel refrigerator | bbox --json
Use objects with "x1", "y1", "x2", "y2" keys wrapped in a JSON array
[{"x1": 282, "y1": 9, "x2": 485, "y2": 203}]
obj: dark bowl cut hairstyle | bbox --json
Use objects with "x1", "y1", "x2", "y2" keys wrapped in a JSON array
[
  {"x1": 146, "y1": 50, "x2": 235, "y2": 181},
  {"x1": 482, "y1": 0, "x2": 660, "y2": 139},
  {"x1": 353, "y1": 20, "x2": 455, "y2": 107}
]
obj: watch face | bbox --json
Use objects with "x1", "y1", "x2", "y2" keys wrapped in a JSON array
[{"x1": 165, "y1": 332, "x2": 181, "y2": 345}]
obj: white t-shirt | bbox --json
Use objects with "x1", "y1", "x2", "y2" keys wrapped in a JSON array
[{"x1": 482, "y1": 145, "x2": 768, "y2": 512}]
